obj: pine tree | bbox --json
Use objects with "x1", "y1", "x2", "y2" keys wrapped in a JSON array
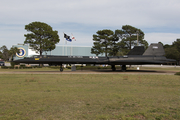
[{"x1": 24, "y1": 21, "x2": 60, "y2": 55}]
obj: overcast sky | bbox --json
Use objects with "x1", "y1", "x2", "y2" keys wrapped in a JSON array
[{"x1": 1, "y1": 0, "x2": 180, "y2": 49}]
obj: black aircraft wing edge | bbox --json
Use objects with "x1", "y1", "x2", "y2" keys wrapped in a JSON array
[{"x1": 13, "y1": 43, "x2": 176, "y2": 72}]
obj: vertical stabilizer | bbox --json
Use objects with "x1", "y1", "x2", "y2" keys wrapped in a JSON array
[
  {"x1": 127, "y1": 46, "x2": 145, "y2": 55},
  {"x1": 143, "y1": 43, "x2": 165, "y2": 56}
]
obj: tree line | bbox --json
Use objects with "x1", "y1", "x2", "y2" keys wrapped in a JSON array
[
  {"x1": 91, "y1": 25, "x2": 180, "y2": 64},
  {"x1": 0, "y1": 46, "x2": 19, "y2": 61},
  {"x1": 0, "y1": 21, "x2": 179, "y2": 64},
  {"x1": 163, "y1": 39, "x2": 180, "y2": 64},
  {"x1": 91, "y1": 25, "x2": 148, "y2": 57}
]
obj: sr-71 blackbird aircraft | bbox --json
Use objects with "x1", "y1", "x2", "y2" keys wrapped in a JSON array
[{"x1": 14, "y1": 43, "x2": 176, "y2": 72}]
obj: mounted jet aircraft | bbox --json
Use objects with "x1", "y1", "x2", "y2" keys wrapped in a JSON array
[{"x1": 13, "y1": 43, "x2": 176, "y2": 71}]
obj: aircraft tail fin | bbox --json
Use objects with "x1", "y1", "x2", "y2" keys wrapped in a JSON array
[
  {"x1": 127, "y1": 46, "x2": 145, "y2": 55},
  {"x1": 143, "y1": 43, "x2": 165, "y2": 56}
]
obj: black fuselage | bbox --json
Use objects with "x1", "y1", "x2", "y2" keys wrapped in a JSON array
[{"x1": 14, "y1": 55, "x2": 172, "y2": 66}]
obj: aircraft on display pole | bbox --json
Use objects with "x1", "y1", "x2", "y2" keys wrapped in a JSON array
[{"x1": 13, "y1": 43, "x2": 176, "y2": 72}]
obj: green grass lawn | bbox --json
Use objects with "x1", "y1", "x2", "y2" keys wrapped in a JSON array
[{"x1": 0, "y1": 74, "x2": 180, "y2": 120}]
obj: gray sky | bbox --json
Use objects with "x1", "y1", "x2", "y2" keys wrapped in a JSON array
[{"x1": 1, "y1": 0, "x2": 180, "y2": 49}]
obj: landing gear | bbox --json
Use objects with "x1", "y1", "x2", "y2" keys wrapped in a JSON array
[
  {"x1": 111, "y1": 65, "x2": 116, "y2": 71},
  {"x1": 121, "y1": 65, "x2": 126, "y2": 72},
  {"x1": 60, "y1": 65, "x2": 63, "y2": 72}
]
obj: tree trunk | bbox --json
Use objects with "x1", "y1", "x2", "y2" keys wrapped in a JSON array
[{"x1": 39, "y1": 50, "x2": 43, "y2": 67}]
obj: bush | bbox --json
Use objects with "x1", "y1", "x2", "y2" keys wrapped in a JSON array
[
  {"x1": 66, "y1": 66, "x2": 71, "y2": 69},
  {"x1": 48, "y1": 66, "x2": 59, "y2": 69},
  {"x1": 10, "y1": 62, "x2": 18, "y2": 67},
  {"x1": 1, "y1": 65, "x2": 34, "y2": 69},
  {"x1": 175, "y1": 72, "x2": 180, "y2": 76},
  {"x1": 20, "y1": 66, "x2": 33, "y2": 69},
  {"x1": 1, "y1": 66, "x2": 9, "y2": 69},
  {"x1": 76, "y1": 66, "x2": 112, "y2": 70},
  {"x1": 20, "y1": 64, "x2": 25, "y2": 67}
]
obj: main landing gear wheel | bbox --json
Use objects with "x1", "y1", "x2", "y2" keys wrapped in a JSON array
[
  {"x1": 60, "y1": 65, "x2": 63, "y2": 72},
  {"x1": 121, "y1": 65, "x2": 126, "y2": 72},
  {"x1": 111, "y1": 65, "x2": 116, "y2": 71}
]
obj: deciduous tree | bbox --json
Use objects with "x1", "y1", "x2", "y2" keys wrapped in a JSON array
[
  {"x1": 172, "y1": 39, "x2": 180, "y2": 53},
  {"x1": 165, "y1": 47, "x2": 179, "y2": 62}
]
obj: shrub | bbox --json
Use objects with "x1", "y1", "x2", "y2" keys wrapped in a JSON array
[
  {"x1": 175, "y1": 72, "x2": 180, "y2": 76},
  {"x1": 20, "y1": 64, "x2": 25, "y2": 67},
  {"x1": 76, "y1": 66, "x2": 112, "y2": 70},
  {"x1": 10, "y1": 62, "x2": 17, "y2": 67},
  {"x1": 1, "y1": 66, "x2": 9, "y2": 69}
]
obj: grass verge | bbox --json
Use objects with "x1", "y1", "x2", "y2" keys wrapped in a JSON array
[{"x1": 0, "y1": 74, "x2": 179, "y2": 119}]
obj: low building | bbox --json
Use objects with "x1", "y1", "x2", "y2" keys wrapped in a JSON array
[{"x1": 13, "y1": 44, "x2": 104, "y2": 60}]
